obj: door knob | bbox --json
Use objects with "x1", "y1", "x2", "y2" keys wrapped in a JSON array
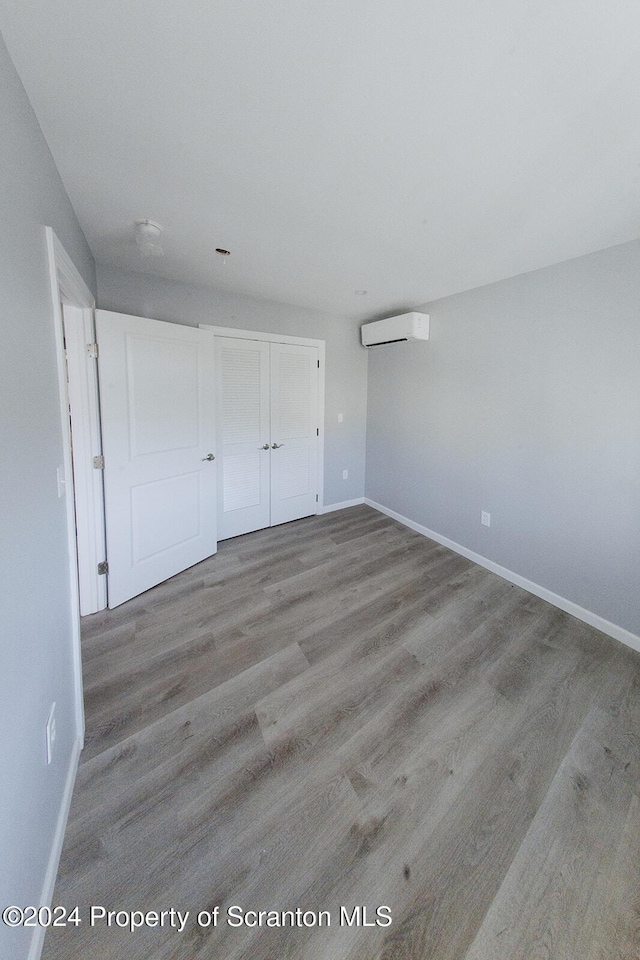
[
  {"x1": 272, "y1": 443, "x2": 284, "y2": 449},
  {"x1": 260, "y1": 443, "x2": 270, "y2": 450},
  {"x1": 201, "y1": 453, "x2": 216, "y2": 461}
]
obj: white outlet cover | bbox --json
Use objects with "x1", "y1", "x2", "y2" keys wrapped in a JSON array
[
  {"x1": 338, "y1": 413, "x2": 343, "y2": 422},
  {"x1": 342, "y1": 469, "x2": 348, "y2": 480},
  {"x1": 481, "y1": 511, "x2": 491, "y2": 527}
]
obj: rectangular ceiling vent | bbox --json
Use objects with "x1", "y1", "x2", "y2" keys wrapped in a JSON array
[{"x1": 361, "y1": 312, "x2": 430, "y2": 347}]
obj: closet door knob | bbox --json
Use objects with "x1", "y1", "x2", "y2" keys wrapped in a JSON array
[
  {"x1": 272, "y1": 443, "x2": 284, "y2": 449},
  {"x1": 260, "y1": 443, "x2": 270, "y2": 450},
  {"x1": 201, "y1": 453, "x2": 216, "y2": 461}
]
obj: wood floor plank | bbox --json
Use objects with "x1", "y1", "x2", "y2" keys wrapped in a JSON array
[
  {"x1": 463, "y1": 707, "x2": 638, "y2": 960},
  {"x1": 331, "y1": 620, "x2": 620, "y2": 960},
  {"x1": 67, "y1": 642, "x2": 311, "y2": 830},
  {"x1": 585, "y1": 792, "x2": 640, "y2": 960},
  {"x1": 41, "y1": 506, "x2": 640, "y2": 960}
]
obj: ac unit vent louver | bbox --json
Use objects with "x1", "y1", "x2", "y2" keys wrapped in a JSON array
[{"x1": 361, "y1": 312, "x2": 430, "y2": 347}]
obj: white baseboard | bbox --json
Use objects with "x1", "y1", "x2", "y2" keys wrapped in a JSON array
[
  {"x1": 364, "y1": 498, "x2": 640, "y2": 655},
  {"x1": 319, "y1": 497, "x2": 365, "y2": 515},
  {"x1": 28, "y1": 736, "x2": 82, "y2": 960}
]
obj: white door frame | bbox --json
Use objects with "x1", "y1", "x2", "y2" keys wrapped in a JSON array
[
  {"x1": 62, "y1": 303, "x2": 107, "y2": 615},
  {"x1": 46, "y1": 227, "x2": 99, "y2": 741},
  {"x1": 200, "y1": 325, "x2": 326, "y2": 510}
]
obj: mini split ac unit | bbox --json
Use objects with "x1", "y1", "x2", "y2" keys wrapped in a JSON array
[{"x1": 360, "y1": 312, "x2": 430, "y2": 347}]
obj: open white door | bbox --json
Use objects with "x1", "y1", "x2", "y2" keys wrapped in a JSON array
[
  {"x1": 270, "y1": 342, "x2": 319, "y2": 526},
  {"x1": 96, "y1": 310, "x2": 217, "y2": 607}
]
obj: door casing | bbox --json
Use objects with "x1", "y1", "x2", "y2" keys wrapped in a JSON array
[
  {"x1": 62, "y1": 302, "x2": 107, "y2": 615},
  {"x1": 47, "y1": 227, "x2": 98, "y2": 745}
]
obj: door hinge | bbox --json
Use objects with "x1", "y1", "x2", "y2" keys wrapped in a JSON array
[
  {"x1": 315, "y1": 494, "x2": 319, "y2": 502},
  {"x1": 317, "y1": 359, "x2": 320, "y2": 368},
  {"x1": 316, "y1": 428, "x2": 319, "y2": 436},
  {"x1": 97, "y1": 560, "x2": 109, "y2": 575},
  {"x1": 87, "y1": 342, "x2": 99, "y2": 359},
  {"x1": 93, "y1": 455, "x2": 105, "y2": 469}
]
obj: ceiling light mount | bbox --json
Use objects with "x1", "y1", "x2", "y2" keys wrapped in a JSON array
[{"x1": 134, "y1": 219, "x2": 164, "y2": 257}]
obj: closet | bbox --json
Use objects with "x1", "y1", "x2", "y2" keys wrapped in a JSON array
[
  {"x1": 215, "y1": 335, "x2": 320, "y2": 539},
  {"x1": 95, "y1": 312, "x2": 323, "y2": 607}
]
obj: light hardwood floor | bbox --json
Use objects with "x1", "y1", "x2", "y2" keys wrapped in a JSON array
[{"x1": 43, "y1": 505, "x2": 640, "y2": 960}]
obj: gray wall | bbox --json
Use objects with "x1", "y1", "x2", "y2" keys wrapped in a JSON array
[
  {"x1": 97, "y1": 266, "x2": 367, "y2": 506},
  {"x1": 0, "y1": 32, "x2": 96, "y2": 960},
  {"x1": 366, "y1": 240, "x2": 640, "y2": 637}
]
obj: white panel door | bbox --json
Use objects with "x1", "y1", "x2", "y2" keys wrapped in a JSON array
[
  {"x1": 96, "y1": 310, "x2": 217, "y2": 607},
  {"x1": 270, "y1": 342, "x2": 319, "y2": 526},
  {"x1": 216, "y1": 337, "x2": 271, "y2": 539}
]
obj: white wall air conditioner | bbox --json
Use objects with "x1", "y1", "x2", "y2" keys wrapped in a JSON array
[{"x1": 360, "y1": 312, "x2": 430, "y2": 347}]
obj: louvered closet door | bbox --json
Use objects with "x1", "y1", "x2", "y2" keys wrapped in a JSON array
[
  {"x1": 270, "y1": 342, "x2": 319, "y2": 526},
  {"x1": 216, "y1": 337, "x2": 271, "y2": 539}
]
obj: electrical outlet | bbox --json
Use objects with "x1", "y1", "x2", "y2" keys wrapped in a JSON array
[
  {"x1": 338, "y1": 413, "x2": 343, "y2": 423},
  {"x1": 46, "y1": 703, "x2": 57, "y2": 764},
  {"x1": 481, "y1": 511, "x2": 491, "y2": 527},
  {"x1": 342, "y1": 469, "x2": 348, "y2": 480}
]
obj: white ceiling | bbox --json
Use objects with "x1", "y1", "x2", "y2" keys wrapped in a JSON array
[{"x1": 2, "y1": 0, "x2": 640, "y2": 319}]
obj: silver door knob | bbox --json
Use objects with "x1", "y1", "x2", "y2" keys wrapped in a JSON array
[
  {"x1": 201, "y1": 453, "x2": 216, "y2": 461},
  {"x1": 260, "y1": 443, "x2": 270, "y2": 450},
  {"x1": 272, "y1": 443, "x2": 284, "y2": 449}
]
